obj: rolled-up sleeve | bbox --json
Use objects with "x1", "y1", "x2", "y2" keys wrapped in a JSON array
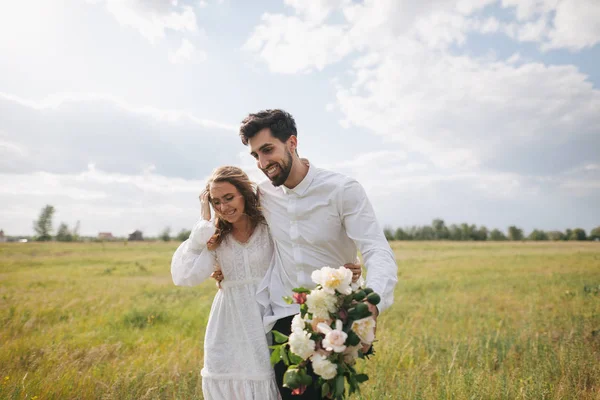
[
  {"x1": 340, "y1": 179, "x2": 398, "y2": 313},
  {"x1": 171, "y1": 219, "x2": 218, "y2": 287}
]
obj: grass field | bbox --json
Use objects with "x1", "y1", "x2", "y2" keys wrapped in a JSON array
[{"x1": 1, "y1": 241, "x2": 599, "y2": 399}]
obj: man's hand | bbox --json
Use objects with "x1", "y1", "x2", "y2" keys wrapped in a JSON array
[
  {"x1": 210, "y1": 267, "x2": 223, "y2": 289},
  {"x1": 343, "y1": 262, "x2": 362, "y2": 282},
  {"x1": 361, "y1": 299, "x2": 379, "y2": 353},
  {"x1": 200, "y1": 191, "x2": 211, "y2": 221}
]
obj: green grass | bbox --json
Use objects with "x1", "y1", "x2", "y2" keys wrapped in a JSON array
[{"x1": 1, "y1": 241, "x2": 599, "y2": 399}]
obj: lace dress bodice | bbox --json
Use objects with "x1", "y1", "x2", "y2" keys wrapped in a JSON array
[{"x1": 215, "y1": 223, "x2": 273, "y2": 285}]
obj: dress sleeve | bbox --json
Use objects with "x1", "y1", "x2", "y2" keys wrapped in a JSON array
[{"x1": 171, "y1": 219, "x2": 218, "y2": 287}]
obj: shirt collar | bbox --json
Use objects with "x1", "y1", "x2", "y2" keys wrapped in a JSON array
[{"x1": 282, "y1": 162, "x2": 316, "y2": 197}]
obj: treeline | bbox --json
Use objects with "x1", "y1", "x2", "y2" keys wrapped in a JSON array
[
  {"x1": 159, "y1": 227, "x2": 191, "y2": 242},
  {"x1": 28, "y1": 204, "x2": 192, "y2": 242},
  {"x1": 384, "y1": 219, "x2": 600, "y2": 241}
]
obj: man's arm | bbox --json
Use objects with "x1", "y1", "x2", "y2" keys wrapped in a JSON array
[{"x1": 339, "y1": 179, "x2": 398, "y2": 313}]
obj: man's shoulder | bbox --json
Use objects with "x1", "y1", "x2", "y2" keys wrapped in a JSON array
[{"x1": 313, "y1": 166, "x2": 357, "y2": 188}]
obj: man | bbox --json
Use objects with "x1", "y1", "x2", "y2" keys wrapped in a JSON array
[{"x1": 240, "y1": 109, "x2": 398, "y2": 399}]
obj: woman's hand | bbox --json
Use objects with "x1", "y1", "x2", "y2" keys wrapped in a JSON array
[
  {"x1": 200, "y1": 191, "x2": 211, "y2": 221},
  {"x1": 343, "y1": 262, "x2": 362, "y2": 283}
]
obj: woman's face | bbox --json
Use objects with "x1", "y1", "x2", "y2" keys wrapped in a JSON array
[{"x1": 209, "y1": 181, "x2": 246, "y2": 224}]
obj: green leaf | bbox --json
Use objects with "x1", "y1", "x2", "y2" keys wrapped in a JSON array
[
  {"x1": 300, "y1": 304, "x2": 308, "y2": 314},
  {"x1": 272, "y1": 330, "x2": 289, "y2": 344},
  {"x1": 289, "y1": 352, "x2": 303, "y2": 365},
  {"x1": 281, "y1": 346, "x2": 290, "y2": 366},
  {"x1": 292, "y1": 287, "x2": 311, "y2": 294},
  {"x1": 321, "y1": 382, "x2": 331, "y2": 398},
  {"x1": 355, "y1": 374, "x2": 369, "y2": 383},
  {"x1": 334, "y1": 375, "x2": 345, "y2": 398},
  {"x1": 283, "y1": 296, "x2": 294, "y2": 304},
  {"x1": 346, "y1": 331, "x2": 361, "y2": 346},
  {"x1": 270, "y1": 346, "x2": 281, "y2": 366},
  {"x1": 283, "y1": 368, "x2": 301, "y2": 389}
]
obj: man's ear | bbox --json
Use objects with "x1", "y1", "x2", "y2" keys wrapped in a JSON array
[{"x1": 287, "y1": 135, "x2": 298, "y2": 153}]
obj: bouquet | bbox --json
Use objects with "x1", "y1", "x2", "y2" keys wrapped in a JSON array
[{"x1": 270, "y1": 266, "x2": 380, "y2": 398}]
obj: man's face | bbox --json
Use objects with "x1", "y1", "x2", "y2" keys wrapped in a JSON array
[{"x1": 248, "y1": 128, "x2": 294, "y2": 187}]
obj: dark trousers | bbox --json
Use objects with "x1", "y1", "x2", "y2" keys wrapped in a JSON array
[{"x1": 273, "y1": 315, "x2": 322, "y2": 400}]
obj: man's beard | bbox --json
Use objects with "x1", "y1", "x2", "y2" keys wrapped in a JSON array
[{"x1": 264, "y1": 149, "x2": 293, "y2": 187}]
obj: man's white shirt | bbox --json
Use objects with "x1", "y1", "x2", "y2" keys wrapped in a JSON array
[{"x1": 256, "y1": 164, "x2": 398, "y2": 332}]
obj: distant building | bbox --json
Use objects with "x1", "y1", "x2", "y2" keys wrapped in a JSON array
[
  {"x1": 0, "y1": 230, "x2": 6, "y2": 243},
  {"x1": 98, "y1": 232, "x2": 114, "y2": 241},
  {"x1": 128, "y1": 230, "x2": 144, "y2": 241}
]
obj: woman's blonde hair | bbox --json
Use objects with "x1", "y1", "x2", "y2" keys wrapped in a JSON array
[{"x1": 202, "y1": 166, "x2": 264, "y2": 249}]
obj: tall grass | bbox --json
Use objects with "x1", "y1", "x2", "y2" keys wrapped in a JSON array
[{"x1": 0, "y1": 241, "x2": 599, "y2": 399}]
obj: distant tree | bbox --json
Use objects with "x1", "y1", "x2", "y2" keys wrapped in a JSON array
[
  {"x1": 383, "y1": 227, "x2": 395, "y2": 241},
  {"x1": 564, "y1": 229, "x2": 573, "y2": 241},
  {"x1": 432, "y1": 219, "x2": 449, "y2": 240},
  {"x1": 405, "y1": 226, "x2": 418, "y2": 240},
  {"x1": 448, "y1": 224, "x2": 462, "y2": 241},
  {"x1": 489, "y1": 229, "x2": 507, "y2": 241},
  {"x1": 569, "y1": 228, "x2": 587, "y2": 241},
  {"x1": 72, "y1": 220, "x2": 81, "y2": 242},
  {"x1": 475, "y1": 226, "x2": 489, "y2": 241},
  {"x1": 590, "y1": 226, "x2": 600, "y2": 241},
  {"x1": 459, "y1": 223, "x2": 479, "y2": 241},
  {"x1": 176, "y1": 229, "x2": 192, "y2": 242},
  {"x1": 56, "y1": 223, "x2": 73, "y2": 242},
  {"x1": 508, "y1": 226, "x2": 524, "y2": 241},
  {"x1": 33, "y1": 205, "x2": 55, "y2": 241},
  {"x1": 547, "y1": 231, "x2": 565, "y2": 241},
  {"x1": 528, "y1": 229, "x2": 548, "y2": 241},
  {"x1": 160, "y1": 227, "x2": 171, "y2": 242},
  {"x1": 414, "y1": 226, "x2": 435, "y2": 240},
  {"x1": 394, "y1": 228, "x2": 408, "y2": 240}
]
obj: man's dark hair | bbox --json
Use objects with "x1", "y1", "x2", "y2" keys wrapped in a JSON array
[{"x1": 239, "y1": 109, "x2": 297, "y2": 145}]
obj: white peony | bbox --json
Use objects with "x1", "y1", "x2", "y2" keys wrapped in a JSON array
[
  {"x1": 305, "y1": 288, "x2": 338, "y2": 320},
  {"x1": 317, "y1": 319, "x2": 348, "y2": 353},
  {"x1": 310, "y1": 353, "x2": 338, "y2": 380},
  {"x1": 288, "y1": 330, "x2": 316, "y2": 360},
  {"x1": 291, "y1": 313, "x2": 306, "y2": 333},
  {"x1": 351, "y1": 316, "x2": 376, "y2": 345},
  {"x1": 311, "y1": 266, "x2": 353, "y2": 295}
]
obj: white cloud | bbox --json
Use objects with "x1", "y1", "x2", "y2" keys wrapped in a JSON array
[
  {"x1": 336, "y1": 44, "x2": 600, "y2": 173},
  {"x1": 169, "y1": 38, "x2": 206, "y2": 64},
  {"x1": 244, "y1": 14, "x2": 350, "y2": 74},
  {"x1": 0, "y1": 92, "x2": 239, "y2": 177},
  {"x1": 544, "y1": 0, "x2": 600, "y2": 50},
  {"x1": 245, "y1": 0, "x2": 600, "y2": 71},
  {"x1": 284, "y1": 0, "x2": 349, "y2": 24},
  {"x1": 98, "y1": 0, "x2": 198, "y2": 44}
]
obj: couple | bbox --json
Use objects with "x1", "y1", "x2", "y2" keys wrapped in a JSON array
[{"x1": 171, "y1": 109, "x2": 398, "y2": 399}]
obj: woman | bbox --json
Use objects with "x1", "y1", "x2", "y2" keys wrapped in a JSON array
[{"x1": 171, "y1": 166, "x2": 361, "y2": 400}]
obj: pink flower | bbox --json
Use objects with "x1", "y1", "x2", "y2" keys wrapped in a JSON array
[
  {"x1": 293, "y1": 292, "x2": 307, "y2": 304},
  {"x1": 317, "y1": 319, "x2": 348, "y2": 353}
]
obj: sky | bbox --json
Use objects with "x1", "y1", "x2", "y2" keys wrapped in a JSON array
[{"x1": 0, "y1": 0, "x2": 599, "y2": 237}]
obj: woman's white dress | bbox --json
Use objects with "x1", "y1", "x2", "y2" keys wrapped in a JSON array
[{"x1": 171, "y1": 220, "x2": 279, "y2": 400}]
